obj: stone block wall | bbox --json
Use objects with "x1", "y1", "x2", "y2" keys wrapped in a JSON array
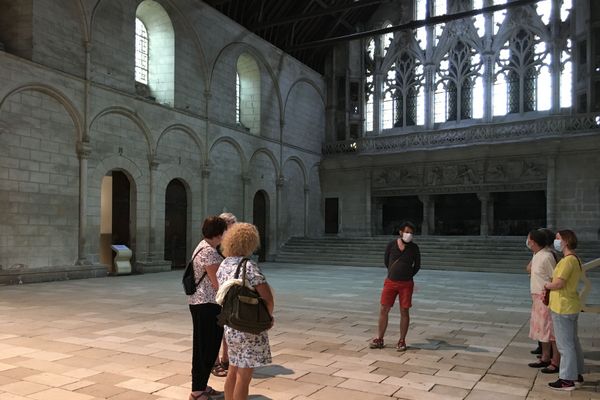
[{"x1": 0, "y1": 0, "x2": 326, "y2": 276}]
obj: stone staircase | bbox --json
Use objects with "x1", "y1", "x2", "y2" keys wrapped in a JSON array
[{"x1": 274, "y1": 236, "x2": 600, "y2": 274}]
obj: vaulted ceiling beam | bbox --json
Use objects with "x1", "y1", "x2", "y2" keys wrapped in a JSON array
[{"x1": 252, "y1": 0, "x2": 384, "y2": 31}]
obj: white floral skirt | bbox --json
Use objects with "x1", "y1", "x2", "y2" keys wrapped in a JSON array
[
  {"x1": 225, "y1": 326, "x2": 272, "y2": 368},
  {"x1": 529, "y1": 293, "x2": 555, "y2": 342}
]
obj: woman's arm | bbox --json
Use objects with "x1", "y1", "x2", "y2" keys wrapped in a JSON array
[
  {"x1": 255, "y1": 283, "x2": 274, "y2": 315},
  {"x1": 545, "y1": 277, "x2": 565, "y2": 290},
  {"x1": 205, "y1": 263, "x2": 220, "y2": 289}
]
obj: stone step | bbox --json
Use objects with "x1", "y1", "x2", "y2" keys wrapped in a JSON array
[{"x1": 275, "y1": 236, "x2": 600, "y2": 273}]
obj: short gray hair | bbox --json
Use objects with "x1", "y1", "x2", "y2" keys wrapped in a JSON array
[{"x1": 219, "y1": 212, "x2": 238, "y2": 226}]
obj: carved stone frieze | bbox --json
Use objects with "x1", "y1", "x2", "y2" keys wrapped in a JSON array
[
  {"x1": 373, "y1": 166, "x2": 421, "y2": 187},
  {"x1": 485, "y1": 160, "x2": 546, "y2": 182}
]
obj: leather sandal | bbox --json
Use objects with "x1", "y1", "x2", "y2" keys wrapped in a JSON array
[
  {"x1": 211, "y1": 362, "x2": 228, "y2": 377},
  {"x1": 541, "y1": 363, "x2": 559, "y2": 373}
]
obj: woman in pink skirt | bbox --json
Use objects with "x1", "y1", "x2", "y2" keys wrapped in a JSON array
[{"x1": 527, "y1": 228, "x2": 559, "y2": 372}]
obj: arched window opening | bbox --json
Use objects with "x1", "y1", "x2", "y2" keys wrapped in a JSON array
[
  {"x1": 365, "y1": 38, "x2": 375, "y2": 132},
  {"x1": 382, "y1": 24, "x2": 393, "y2": 56},
  {"x1": 385, "y1": 52, "x2": 425, "y2": 128},
  {"x1": 560, "y1": 0, "x2": 572, "y2": 22},
  {"x1": 560, "y1": 39, "x2": 573, "y2": 108},
  {"x1": 236, "y1": 53, "x2": 261, "y2": 135},
  {"x1": 433, "y1": 0, "x2": 446, "y2": 46},
  {"x1": 135, "y1": 1, "x2": 175, "y2": 106},
  {"x1": 135, "y1": 18, "x2": 149, "y2": 85},
  {"x1": 236, "y1": 72, "x2": 241, "y2": 123},
  {"x1": 537, "y1": 0, "x2": 552, "y2": 25}
]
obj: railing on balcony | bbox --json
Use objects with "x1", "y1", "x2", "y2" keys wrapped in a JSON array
[{"x1": 323, "y1": 114, "x2": 600, "y2": 155}]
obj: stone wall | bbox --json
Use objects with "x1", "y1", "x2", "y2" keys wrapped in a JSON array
[{"x1": 0, "y1": 0, "x2": 326, "y2": 276}]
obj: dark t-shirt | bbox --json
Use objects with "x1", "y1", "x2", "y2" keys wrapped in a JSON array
[{"x1": 384, "y1": 239, "x2": 421, "y2": 281}]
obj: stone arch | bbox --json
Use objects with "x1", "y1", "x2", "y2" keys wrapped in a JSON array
[
  {"x1": 87, "y1": 155, "x2": 146, "y2": 263},
  {"x1": 283, "y1": 78, "x2": 325, "y2": 121},
  {"x1": 283, "y1": 156, "x2": 308, "y2": 186},
  {"x1": 208, "y1": 136, "x2": 247, "y2": 170},
  {"x1": 209, "y1": 42, "x2": 283, "y2": 135},
  {"x1": 282, "y1": 80, "x2": 325, "y2": 152},
  {"x1": 207, "y1": 137, "x2": 246, "y2": 217},
  {"x1": 0, "y1": 84, "x2": 83, "y2": 142},
  {"x1": 89, "y1": 106, "x2": 153, "y2": 157},
  {"x1": 236, "y1": 53, "x2": 261, "y2": 134},
  {"x1": 156, "y1": 124, "x2": 204, "y2": 167},
  {"x1": 249, "y1": 148, "x2": 279, "y2": 178}
]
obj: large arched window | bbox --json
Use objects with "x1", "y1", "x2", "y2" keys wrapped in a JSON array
[
  {"x1": 135, "y1": 0, "x2": 175, "y2": 106},
  {"x1": 236, "y1": 53, "x2": 261, "y2": 134},
  {"x1": 135, "y1": 18, "x2": 149, "y2": 85}
]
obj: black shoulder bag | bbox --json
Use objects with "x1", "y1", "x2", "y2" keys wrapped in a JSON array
[
  {"x1": 217, "y1": 258, "x2": 273, "y2": 335},
  {"x1": 182, "y1": 249, "x2": 207, "y2": 295}
]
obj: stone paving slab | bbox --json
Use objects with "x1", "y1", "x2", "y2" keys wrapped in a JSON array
[{"x1": 0, "y1": 263, "x2": 600, "y2": 399}]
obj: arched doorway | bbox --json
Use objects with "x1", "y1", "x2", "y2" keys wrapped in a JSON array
[
  {"x1": 100, "y1": 170, "x2": 134, "y2": 270},
  {"x1": 164, "y1": 179, "x2": 187, "y2": 268},
  {"x1": 253, "y1": 190, "x2": 269, "y2": 262}
]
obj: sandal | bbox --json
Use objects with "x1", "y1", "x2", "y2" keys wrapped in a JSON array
[
  {"x1": 189, "y1": 392, "x2": 210, "y2": 400},
  {"x1": 541, "y1": 363, "x2": 559, "y2": 374},
  {"x1": 211, "y1": 362, "x2": 228, "y2": 377},
  {"x1": 204, "y1": 386, "x2": 223, "y2": 396}
]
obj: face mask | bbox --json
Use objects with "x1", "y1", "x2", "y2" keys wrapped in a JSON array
[
  {"x1": 525, "y1": 238, "x2": 531, "y2": 250},
  {"x1": 402, "y1": 232, "x2": 413, "y2": 243},
  {"x1": 553, "y1": 239, "x2": 563, "y2": 252}
]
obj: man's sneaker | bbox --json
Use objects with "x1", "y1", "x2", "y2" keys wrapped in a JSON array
[
  {"x1": 396, "y1": 339, "x2": 407, "y2": 352},
  {"x1": 575, "y1": 374, "x2": 584, "y2": 388},
  {"x1": 369, "y1": 338, "x2": 384, "y2": 349},
  {"x1": 548, "y1": 379, "x2": 575, "y2": 391}
]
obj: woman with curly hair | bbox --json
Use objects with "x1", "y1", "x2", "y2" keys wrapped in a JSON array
[{"x1": 217, "y1": 223, "x2": 274, "y2": 400}]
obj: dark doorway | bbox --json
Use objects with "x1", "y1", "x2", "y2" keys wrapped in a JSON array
[
  {"x1": 434, "y1": 193, "x2": 480, "y2": 235},
  {"x1": 493, "y1": 191, "x2": 546, "y2": 235},
  {"x1": 112, "y1": 170, "x2": 131, "y2": 247},
  {"x1": 324, "y1": 197, "x2": 339, "y2": 234},
  {"x1": 164, "y1": 179, "x2": 187, "y2": 268},
  {"x1": 253, "y1": 191, "x2": 268, "y2": 262},
  {"x1": 380, "y1": 196, "x2": 423, "y2": 235}
]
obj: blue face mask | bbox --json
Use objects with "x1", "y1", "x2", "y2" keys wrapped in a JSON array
[{"x1": 553, "y1": 239, "x2": 563, "y2": 252}]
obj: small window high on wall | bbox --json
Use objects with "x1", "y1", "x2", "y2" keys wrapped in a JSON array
[
  {"x1": 135, "y1": 0, "x2": 175, "y2": 106},
  {"x1": 236, "y1": 53, "x2": 261, "y2": 134}
]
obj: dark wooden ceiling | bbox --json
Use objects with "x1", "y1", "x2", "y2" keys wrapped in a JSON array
[{"x1": 202, "y1": 0, "x2": 385, "y2": 74}]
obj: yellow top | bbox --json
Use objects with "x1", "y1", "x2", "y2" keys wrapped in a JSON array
[{"x1": 549, "y1": 255, "x2": 582, "y2": 314}]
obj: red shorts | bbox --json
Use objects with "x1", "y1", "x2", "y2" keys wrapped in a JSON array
[{"x1": 380, "y1": 279, "x2": 414, "y2": 309}]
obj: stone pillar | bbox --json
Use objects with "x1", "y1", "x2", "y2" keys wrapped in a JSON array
[
  {"x1": 418, "y1": 194, "x2": 430, "y2": 235},
  {"x1": 482, "y1": 0, "x2": 494, "y2": 122},
  {"x1": 550, "y1": 0, "x2": 561, "y2": 113},
  {"x1": 147, "y1": 156, "x2": 159, "y2": 261},
  {"x1": 242, "y1": 174, "x2": 251, "y2": 222},
  {"x1": 275, "y1": 175, "x2": 284, "y2": 248},
  {"x1": 365, "y1": 170, "x2": 372, "y2": 236},
  {"x1": 201, "y1": 166, "x2": 210, "y2": 219},
  {"x1": 304, "y1": 184, "x2": 310, "y2": 237},
  {"x1": 546, "y1": 157, "x2": 556, "y2": 229},
  {"x1": 76, "y1": 141, "x2": 91, "y2": 265},
  {"x1": 477, "y1": 192, "x2": 490, "y2": 236}
]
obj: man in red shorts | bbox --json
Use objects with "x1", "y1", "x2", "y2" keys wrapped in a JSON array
[{"x1": 370, "y1": 221, "x2": 421, "y2": 351}]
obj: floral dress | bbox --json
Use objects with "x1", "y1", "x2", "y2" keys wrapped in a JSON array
[{"x1": 217, "y1": 256, "x2": 272, "y2": 368}]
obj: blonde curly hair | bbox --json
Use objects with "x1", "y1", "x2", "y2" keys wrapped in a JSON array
[{"x1": 221, "y1": 222, "x2": 260, "y2": 257}]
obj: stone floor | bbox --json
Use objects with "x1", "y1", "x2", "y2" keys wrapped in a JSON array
[{"x1": 1, "y1": 263, "x2": 600, "y2": 400}]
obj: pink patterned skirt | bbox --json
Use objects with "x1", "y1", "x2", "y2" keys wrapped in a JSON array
[{"x1": 529, "y1": 293, "x2": 555, "y2": 342}]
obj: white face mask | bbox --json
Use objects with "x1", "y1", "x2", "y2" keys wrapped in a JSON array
[
  {"x1": 525, "y1": 238, "x2": 532, "y2": 250},
  {"x1": 553, "y1": 239, "x2": 563, "y2": 252},
  {"x1": 402, "y1": 232, "x2": 413, "y2": 243}
]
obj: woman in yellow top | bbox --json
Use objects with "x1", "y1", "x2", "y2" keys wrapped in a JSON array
[{"x1": 543, "y1": 229, "x2": 584, "y2": 391}]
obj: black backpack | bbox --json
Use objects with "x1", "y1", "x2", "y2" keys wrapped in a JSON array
[{"x1": 182, "y1": 249, "x2": 207, "y2": 295}]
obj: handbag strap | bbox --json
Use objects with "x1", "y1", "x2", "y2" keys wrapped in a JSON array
[
  {"x1": 234, "y1": 257, "x2": 249, "y2": 285},
  {"x1": 190, "y1": 248, "x2": 207, "y2": 286}
]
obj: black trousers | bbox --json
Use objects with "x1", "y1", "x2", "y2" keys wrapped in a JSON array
[{"x1": 189, "y1": 303, "x2": 224, "y2": 391}]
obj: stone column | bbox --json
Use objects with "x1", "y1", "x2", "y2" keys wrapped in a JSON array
[
  {"x1": 275, "y1": 175, "x2": 284, "y2": 248},
  {"x1": 147, "y1": 156, "x2": 159, "y2": 261},
  {"x1": 365, "y1": 170, "x2": 372, "y2": 236},
  {"x1": 304, "y1": 184, "x2": 310, "y2": 237},
  {"x1": 546, "y1": 157, "x2": 556, "y2": 229},
  {"x1": 201, "y1": 166, "x2": 211, "y2": 220},
  {"x1": 482, "y1": 0, "x2": 494, "y2": 122},
  {"x1": 550, "y1": 0, "x2": 561, "y2": 113},
  {"x1": 418, "y1": 194, "x2": 430, "y2": 235},
  {"x1": 242, "y1": 174, "x2": 251, "y2": 222},
  {"x1": 477, "y1": 192, "x2": 490, "y2": 236},
  {"x1": 76, "y1": 141, "x2": 91, "y2": 265}
]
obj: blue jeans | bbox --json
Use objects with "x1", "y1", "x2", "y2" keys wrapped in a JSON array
[{"x1": 551, "y1": 311, "x2": 584, "y2": 381}]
